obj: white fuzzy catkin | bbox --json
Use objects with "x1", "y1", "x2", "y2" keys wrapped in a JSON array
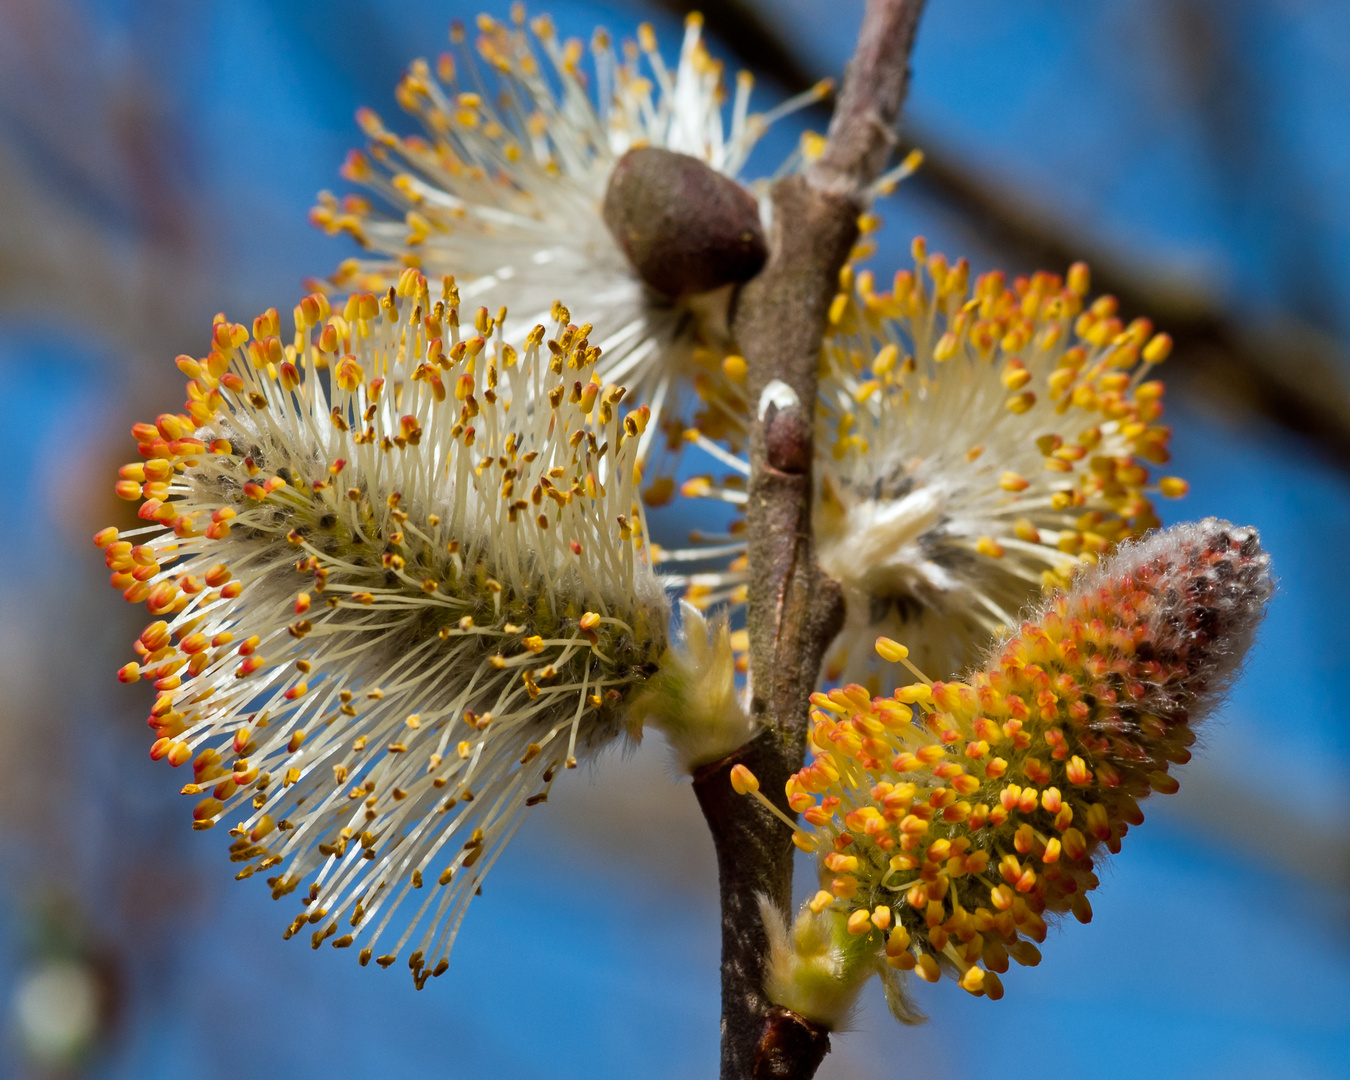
[
  {"x1": 98, "y1": 273, "x2": 669, "y2": 984},
  {"x1": 313, "y1": 11, "x2": 834, "y2": 450}
]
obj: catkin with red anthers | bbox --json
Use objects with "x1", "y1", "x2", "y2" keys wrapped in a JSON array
[{"x1": 750, "y1": 519, "x2": 1270, "y2": 1016}]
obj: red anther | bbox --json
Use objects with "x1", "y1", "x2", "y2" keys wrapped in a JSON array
[
  {"x1": 952, "y1": 773, "x2": 981, "y2": 796},
  {"x1": 105, "y1": 542, "x2": 133, "y2": 570},
  {"x1": 1066, "y1": 755, "x2": 1093, "y2": 785},
  {"x1": 147, "y1": 581, "x2": 179, "y2": 615},
  {"x1": 179, "y1": 633, "x2": 208, "y2": 655},
  {"x1": 140, "y1": 622, "x2": 171, "y2": 650},
  {"x1": 300, "y1": 294, "x2": 323, "y2": 327}
]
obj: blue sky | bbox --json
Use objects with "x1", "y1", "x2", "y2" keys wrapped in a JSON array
[{"x1": 0, "y1": 2, "x2": 1346, "y2": 1077}]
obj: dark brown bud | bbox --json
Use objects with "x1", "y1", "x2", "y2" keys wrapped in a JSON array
[
  {"x1": 763, "y1": 402, "x2": 811, "y2": 474},
  {"x1": 602, "y1": 146, "x2": 767, "y2": 299},
  {"x1": 753, "y1": 1007, "x2": 831, "y2": 1080}
]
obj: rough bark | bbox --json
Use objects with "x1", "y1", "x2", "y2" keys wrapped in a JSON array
[{"x1": 751, "y1": 1008, "x2": 831, "y2": 1080}]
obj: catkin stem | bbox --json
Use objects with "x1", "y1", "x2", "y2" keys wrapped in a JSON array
[{"x1": 690, "y1": 2, "x2": 928, "y2": 1078}]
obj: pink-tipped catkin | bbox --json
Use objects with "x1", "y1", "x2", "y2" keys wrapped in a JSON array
[{"x1": 784, "y1": 518, "x2": 1272, "y2": 1001}]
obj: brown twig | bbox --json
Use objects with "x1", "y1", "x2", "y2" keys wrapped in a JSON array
[{"x1": 690, "y1": 3, "x2": 926, "y2": 1078}]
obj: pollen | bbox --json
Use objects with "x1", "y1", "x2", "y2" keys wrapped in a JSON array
[
  {"x1": 756, "y1": 520, "x2": 1269, "y2": 1003},
  {"x1": 675, "y1": 243, "x2": 1190, "y2": 689},
  {"x1": 811, "y1": 248, "x2": 1188, "y2": 684},
  {"x1": 97, "y1": 276, "x2": 669, "y2": 985},
  {"x1": 311, "y1": 10, "x2": 833, "y2": 463}
]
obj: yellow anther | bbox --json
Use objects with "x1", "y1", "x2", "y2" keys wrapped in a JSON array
[
  {"x1": 976, "y1": 536, "x2": 1005, "y2": 559},
  {"x1": 721, "y1": 354, "x2": 747, "y2": 382},
  {"x1": 1142, "y1": 333, "x2": 1173, "y2": 364},
  {"x1": 1067, "y1": 261, "x2": 1091, "y2": 297},
  {"x1": 870, "y1": 343, "x2": 899, "y2": 376},
  {"x1": 914, "y1": 954, "x2": 941, "y2": 982},
  {"x1": 959, "y1": 966, "x2": 986, "y2": 995},
  {"x1": 875, "y1": 637, "x2": 908, "y2": 662},
  {"x1": 730, "y1": 765, "x2": 759, "y2": 795}
]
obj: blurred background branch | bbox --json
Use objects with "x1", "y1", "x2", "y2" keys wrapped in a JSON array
[{"x1": 654, "y1": 0, "x2": 1350, "y2": 473}]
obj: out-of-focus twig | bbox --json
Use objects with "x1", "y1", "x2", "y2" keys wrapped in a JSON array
[
  {"x1": 0, "y1": 0, "x2": 205, "y2": 360},
  {"x1": 654, "y1": 0, "x2": 1350, "y2": 472}
]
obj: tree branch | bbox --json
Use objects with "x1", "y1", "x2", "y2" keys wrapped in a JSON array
[
  {"x1": 690, "y1": 3, "x2": 926, "y2": 1078},
  {"x1": 810, "y1": 0, "x2": 923, "y2": 197}
]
